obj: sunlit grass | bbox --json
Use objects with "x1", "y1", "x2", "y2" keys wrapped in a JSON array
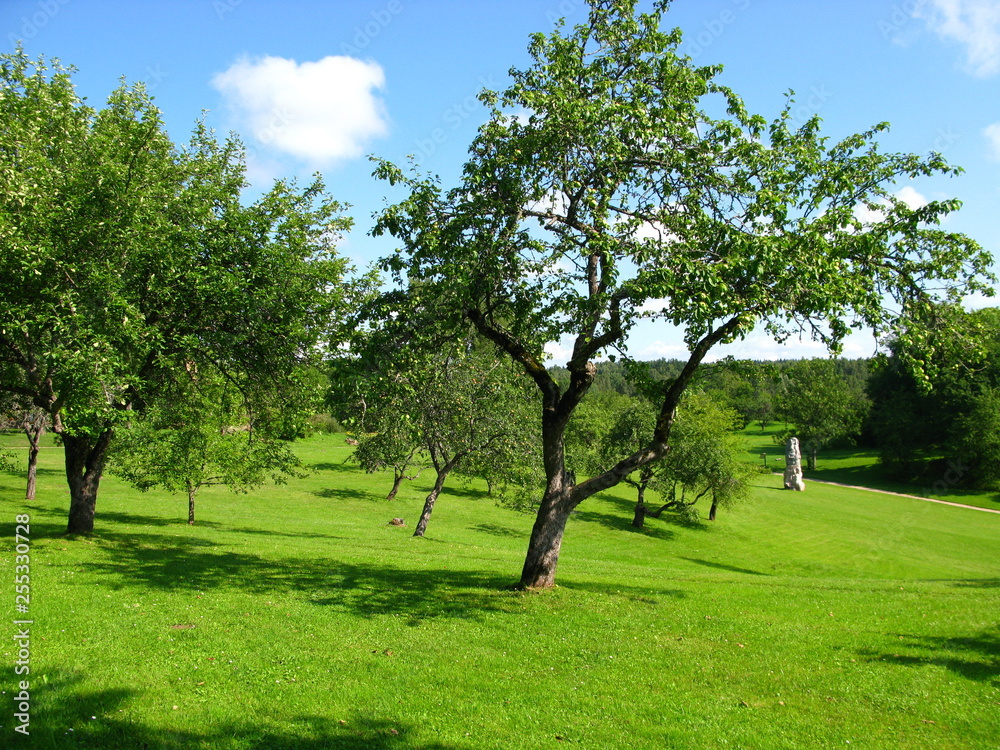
[{"x1": 1, "y1": 432, "x2": 998, "y2": 749}]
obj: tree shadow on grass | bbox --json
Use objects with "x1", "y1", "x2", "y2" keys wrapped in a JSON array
[
  {"x1": 678, "y1": 557, "x2": 770, "y2": 576},
  {"x1": 469, "y1": 523, "x2": 527, "y2": 538},
  {"x1": 15, "y1": 671, "x2": 460, "y2": 750},
  {"x1": 308, "y1": 461, "x2": 357, "y2": 473},
  {"x1": 312, "y1": 487, "x2": 381, "y2": 501},
  {"x1": 81, "y1": 529, "x2": 522, "y2": 623},
  {"x1": 570, "y1": 508, "x2": 675, "y2": 541},
  {"x1": 858, "y1": 626, "x2": 1000, "y2": 687}
]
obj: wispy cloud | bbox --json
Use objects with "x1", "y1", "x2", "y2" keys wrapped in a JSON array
[
  {"x1": 212, "y1": 55, "x2": 389, "y2": 166},
  {"x1": 984, "y1": 122, "x2": 1000, "y2": 159},
  {"x1": 916, "y1": 0, "x2": 1000, "y2": 77}
]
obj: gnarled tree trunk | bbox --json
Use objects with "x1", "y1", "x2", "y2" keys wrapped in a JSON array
[{"x1": 62, "y1": 429, "x2": 114, "y2": 535}]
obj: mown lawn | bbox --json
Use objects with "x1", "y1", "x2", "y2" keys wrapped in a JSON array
[{"x1": 1, "y1": 432, "x2": 998, "y2": 749}]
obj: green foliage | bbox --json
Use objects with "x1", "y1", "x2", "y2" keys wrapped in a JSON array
[
  {"x1": 868, "y1": 306, "x2": 1000, "y2": 489},
  {"x1": 774, "y1": 358, "x2": 870, "y2": 468},
  {"x1": 110, "y1": 369, "x2": 305, "y2": 522},
  {"x1": 650, "y1": 393, "x2": 754, "y2": 518},
  {"x1": 0, "y1": 49, "x2": 353, "y2": 529},
  {"x1": 371, "y1": 0, "x2": 992, "y2": 585},
  {"x1": 331, "y1": 312, "x2": 540, "y2": 513}
]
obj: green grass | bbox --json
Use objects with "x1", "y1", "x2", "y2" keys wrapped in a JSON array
[
  {"x1": 740, "y1": 425, "x2": 1000, "y2": 512},
  {"x1": 1, "y1": 432, "x2": 998, "y2": 749}
]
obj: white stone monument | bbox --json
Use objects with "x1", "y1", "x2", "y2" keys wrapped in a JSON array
[{"x1": 783, "y1": 437, "x2": 805, "y2": 491}]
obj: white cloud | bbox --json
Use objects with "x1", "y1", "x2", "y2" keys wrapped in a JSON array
[
  {"x1": 543, "y1": 339, "x2": 573, "y2": 364},
  {"x1": 853, "y1": 186, "x2": 929, "y2": 225},
  {"x1": 964, "y1": 290, "x2": 1000, "y2": 308},
  {"x1": 985, "y1": 122, "x2": 1000, "y2": 159},
  {"x1": 212, "y1": 55, "x2": 388, "y2": 166},
  {"x1": 916, "y1": 0, "x2": 1000, "y2": 77}
]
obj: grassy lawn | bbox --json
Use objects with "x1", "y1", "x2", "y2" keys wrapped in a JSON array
[
  {"x1": 740, "y1": 425, "x2": 1000, "y2": 512},
  {"x1": 1, "y1": 432, "x2": 998, "y2": 749}
]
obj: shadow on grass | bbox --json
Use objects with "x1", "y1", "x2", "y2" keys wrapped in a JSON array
[
  {"x1": 308, "y1": 461, "x2": 357, "y2": 473},
  {"x1": 571, "y1": 508, "x2": 675, "y2": 541},
  {"x1": 312, "y1": 487, "x2": 383, "y2": 502},
  {"x1": 951, "y1": 579, "x2": 1000, "y2": 589},
  {"x1": 558, "y1": 578, "x2": 686, "y2": 601},
  {"x1": 859, "y1": 627, "x2": 1000, "y2": 686},
  {"x1": 679, "y1": 557, "x2": 770, "y2": 576},
  {"x1": 14, "y1": 672, "x2": 459, "y2": 750},
  {"x1": 80, "y1": 528, "x2": 521, "y2": 623},
  {"x1": 469, "y1": 523, "x2": 526, "y2": 538}
]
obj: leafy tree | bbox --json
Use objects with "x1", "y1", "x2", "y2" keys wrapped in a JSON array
[
  {"x1": 0, "y1": 50, "x2": 351, "y2": 533},
  {"x1": 332, "y1": 316, "x2": 538, "y2": 536},
  {"x1": 110, "y1": 369, "x2": 304, "y2": 524},
  {"x1": 371, "y1": 0, "x2": 992, "y2": 588},
  {"x1": 867, "y1": 305, "x2": 1000, "y2": 488},
  {"x1": 351, "y1": 417, "x2": 425, "y2": 502},
  {"x1": 647, "y1": 393, "x2": 753, "y2": 523},
  {"x1": 775, "y1": 358, "x2": 870, "y2": 470},
  {"x1": 0, "y1": 394, "x2": 47, "y2": 499}
]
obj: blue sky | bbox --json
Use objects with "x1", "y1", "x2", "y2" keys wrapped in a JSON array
[{"x1": 3, "y1": 0, "x2": 999, "y2": 361}]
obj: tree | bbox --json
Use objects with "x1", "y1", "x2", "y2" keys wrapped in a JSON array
[
  {"x1": 331, "y1": 312, "x2": 538, "y2": 536},
  {"x1": 646, "y1": 393, "x2": 753, "y2": 523},
  {"x1": 110, "y1": 368, "x2": 304, "y2": 524},
  {"x1": 372, "y1": 0, "x2": 993, "y2": 588},
  {"x1": 0, "y1": 50, "x2": 351, "y2": 533},
  {"x1": 775, "y1": 358, "x2": 869, "y2": 470},
  {"x1": 0, "y1": 394, "x2": 47, "y2": 499},
  {"x1": 867, "y1": 305, "x2": 1000, "y2": 488}
]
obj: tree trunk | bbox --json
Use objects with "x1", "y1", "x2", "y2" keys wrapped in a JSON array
[
  {"x1": 25, "y1": 443, "x2": 39, "y2": 501},
  {"x1": 709, "y1": 497, "x2": 719, "y2": 521},
  {"x1": 62, "y1": 429, "x2": 114, "y2": 535},
  {"x1": 631, "y1": 484, "x2": 646, "y2": 529},
  {"x1": 807, "y1": 444, "x2": 817, "y2": 471},
  {"x1": 519, "y1": 485, "x2": 575, "y2": 589},
  {"x1": 187, "y1": 480, "x2": 197, "y2": 525},
  {"x1": 386, "y1": 470, "x2": 405, "y2": 501},
  {"x1": 23, "y1": 420, "x2": 44, "y2": 501},
  {"x1": 413, "y1": 468, "x2": 451, "y2": 537}
]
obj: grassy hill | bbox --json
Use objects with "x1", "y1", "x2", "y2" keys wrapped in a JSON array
[{"x1": 1, "y1": 432, "x2": 998, "y2": 749}]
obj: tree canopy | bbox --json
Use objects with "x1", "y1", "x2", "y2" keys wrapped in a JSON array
[
  {"x1": 371, "y1": 0, "x2": 993, "y2": 588},
  {"x1": 0, "y1": 49, "x2": 352, "y2": 533}
]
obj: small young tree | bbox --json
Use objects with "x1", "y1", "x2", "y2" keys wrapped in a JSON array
[
  {"x1": 0, "y1": 395, "x2": 48, "y2": 499},
  {"x1": 111, "y1": 371, "x2": 304, "y2": 524},
  {"x1": 332, "y1": 313, "x2": 539, "y2": 535}
]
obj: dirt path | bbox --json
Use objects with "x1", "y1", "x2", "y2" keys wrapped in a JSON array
[{"x1": 807, "y1": 479, "x2": 1000, "y2": 515}]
